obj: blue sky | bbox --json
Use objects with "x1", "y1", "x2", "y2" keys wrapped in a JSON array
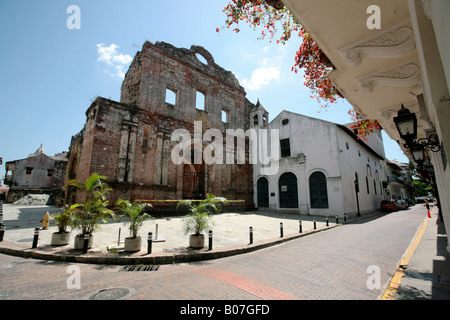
[{"x1": 0, "y1": 0, "x2": 408, "y2": 183}]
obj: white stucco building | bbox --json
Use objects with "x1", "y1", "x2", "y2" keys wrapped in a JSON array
[
  {"x1": 251, "y1": 107, "x2": 387, "y2": 217},
  {"x1": 279, "y1": 0, "x2": 450, "y2": 250}
]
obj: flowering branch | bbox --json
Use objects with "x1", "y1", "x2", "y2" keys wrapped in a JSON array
[{"x1": 219, "y1": 0, "x2": 379, "y2": 138}]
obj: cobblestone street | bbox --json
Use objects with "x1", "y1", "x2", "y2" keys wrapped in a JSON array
[{"x1": 0, "y1": 205, "x2": 427, "y2": 302}]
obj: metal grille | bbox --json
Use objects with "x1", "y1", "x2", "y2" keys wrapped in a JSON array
[{"x1": 120, "y1": 265, "x2": 160, "y2": 272}]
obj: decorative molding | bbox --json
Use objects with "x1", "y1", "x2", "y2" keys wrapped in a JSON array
[
  {"x1": 339, "y1": 22, "x2": 415, "y2": 67},
  {"x1": 356, "y1": 59, "x2": 420, "y2": 93},
  {"x1": 377, "y1": 102, "x2": 419, "y2": 121}
]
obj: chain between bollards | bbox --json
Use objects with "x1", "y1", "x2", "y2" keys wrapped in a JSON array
[
  {"x1": 32, "y1": 228, "x2": 40, "y2": 249},
  {"x1": 249, "y1": 226, "x2": 253, "y2": 244},
  {"x1": 147, "y1": 232, "x2": 153, "y2": 254}
]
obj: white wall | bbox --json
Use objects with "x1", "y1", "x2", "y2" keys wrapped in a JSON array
[{"x1": 253, "y1": 110, "x2": 385, "y2": 217}]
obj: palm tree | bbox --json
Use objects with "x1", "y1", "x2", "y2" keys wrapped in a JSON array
[
  {"x1": 115, "y1": 199, "x2": 153, "y2": 239},
  {"x1": 178, "y1": 194, "x2": 228, "y2": 236},
  {"x1": 68, "y1": 173, "x2": 114, "y2": 235}
]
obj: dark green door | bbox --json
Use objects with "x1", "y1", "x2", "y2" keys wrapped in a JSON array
[
  {"x1": 257, "y1": 177, "x2": 269, "y2": 208},
  {"x1": 279, "y1": 172, "x2": 298, "y2": 208},
  {"x1": 309, "y1": 171, "x2": 329, "y2": 208}
]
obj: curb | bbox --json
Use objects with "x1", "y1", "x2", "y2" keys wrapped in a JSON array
[{"x1": 0, "y1": 224, "x2": 338, "y2": 265}]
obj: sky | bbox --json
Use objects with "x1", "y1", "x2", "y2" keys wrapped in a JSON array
[{"x1": 0, "y1": 0, "x2": 408, "y2": 184}]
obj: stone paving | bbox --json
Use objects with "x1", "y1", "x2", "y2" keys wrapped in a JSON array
[{"x1": 0, "y1": 204, "x2": 338, "y2": 264}]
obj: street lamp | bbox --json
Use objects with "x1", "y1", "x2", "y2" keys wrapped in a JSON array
[
  {"x1": 393, "y1": 104, "x2": 417, "y2": 148},
  {"x1": 411, "y1": 145, "x2": 425, "y2": 166},
  {"x1": 393, "y1": 104, "x2": 440, "y2": 152}
]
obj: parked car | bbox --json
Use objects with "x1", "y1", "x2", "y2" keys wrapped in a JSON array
[
  {"x1": 396, "y1": 200, "x2": 408, "y2": 210},
  {"x1": 381, "y1": 199, "x2": 399, "y2": 212},
  {"x1": 416, "y1": 197, "x2": 426, "y2": 203}
]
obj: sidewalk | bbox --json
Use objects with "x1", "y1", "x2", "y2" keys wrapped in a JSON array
[
  {"x1": 0, "y1": 204, "x2": 339, "y2": 265},
  {"x1": 394, "y1": 208, "x2": 450, "y2": 299}
]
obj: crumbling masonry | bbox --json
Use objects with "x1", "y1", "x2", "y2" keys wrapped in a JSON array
[{"x1": 65, "y1": 41, "x2": 256, "y2": 209}]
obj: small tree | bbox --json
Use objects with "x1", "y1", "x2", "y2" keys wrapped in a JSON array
[
  {"x1": 53, "y1": 204, "x2": 80, "y2": 233},
  {"x1": 115, "y1": 199, "x2": 153, "y2": 239},
  {"x1": 178, "y1": 194, "x2": 228, "y2": 236},
  {"x1": 68, "y1": 173, "x2": 114, "y2": 235}
]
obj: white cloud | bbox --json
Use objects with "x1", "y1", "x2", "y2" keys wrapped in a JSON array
[
  {"x1": 241, "y1": 67, "x2": 281, "y2": 91},
  {"x1": 96, "y1": 43, "x2": 132, "y2": 78}
]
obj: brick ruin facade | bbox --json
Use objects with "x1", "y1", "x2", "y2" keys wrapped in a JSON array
[{"x1": 66, "y1": 41, "x2": 256, "y2": 209}]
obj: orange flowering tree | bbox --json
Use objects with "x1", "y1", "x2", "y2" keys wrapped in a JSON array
[{"x1": 219, "y1": 0, "x2": 380, "y2": 139}]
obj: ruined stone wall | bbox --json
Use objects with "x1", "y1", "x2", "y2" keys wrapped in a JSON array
[{"x1": 68, "y1": 41, "x2": 254, "y2": 209}]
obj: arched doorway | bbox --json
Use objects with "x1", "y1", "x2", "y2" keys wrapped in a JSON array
[
  {"x1": 279, "y1": 172, "x2": 298, "y2": 208},
  {"x1": 309, "y1": 171, "x2": 329, "y2": 208},
  {"x1": 257, "y1": 177, "x2": 269, "y2": 208},
  {"x1": 182, "y1": 148, "x2": 205, "y2": 199}
]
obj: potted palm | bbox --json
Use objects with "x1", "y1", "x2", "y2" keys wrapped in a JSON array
[
  {"x1": 50, "y1": 204, "x2": 79, "y2": 246},
  {"x1": 68, "y1": 173, "x2": 114, "y2": 250},
  {"x1": 115, "y1": 199, "x2": 153, "y2": 252},
  {"x1": 177, "y1": 194, "x2": 228, "y2": 249}
]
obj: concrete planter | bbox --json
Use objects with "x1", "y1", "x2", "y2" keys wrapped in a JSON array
[
  {"x1": 124, "y1": 236, "x2": 142, "y2": 252},
  {"x1": 51, "y1": 231, "x2": 71, "y2": 246},
  {"x1": 74, "y1": 234, "x2": 94, "y2": 250},
  {"x1": 189, "y1": 234, "x2": 205, "y2": 249}
]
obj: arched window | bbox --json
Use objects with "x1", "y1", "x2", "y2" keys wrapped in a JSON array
[
  {"x1": 366, "y1": 177, "x2": 370, "y2": 194},
  {"x1": 309, "y1": 171, "x2": 328, "y2": 208}
]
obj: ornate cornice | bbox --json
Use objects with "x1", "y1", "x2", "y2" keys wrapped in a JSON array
[
  {"x1": 339, "y1": 22, "x2": 415, "y2": 67},
  {"x1": 356, "y1": 59, "x2": 420, "y2": 93}
]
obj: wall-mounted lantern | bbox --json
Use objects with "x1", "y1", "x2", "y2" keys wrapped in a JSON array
[
  {"x1": 393, "y1": 104, "x2": 440, "y2": 153},
  {"x1": 393, "y1": 104, "x2": 417, "y2": 148}
]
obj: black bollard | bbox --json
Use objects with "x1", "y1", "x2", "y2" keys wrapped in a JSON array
[
  {"x1": 249, "y1": 226, "x2": 253, "y2": 244},
  {"x1": 280, "y1": 222, "x2": 284, "y2": 238},
  {"x1": 147, "y1": 232, "x2": 153, "y2": 254},
  {"x1": 82, "y1": 233, "x2": 90, "y2": 254},
  {"x1": 0, "y1": 224, "x2": 5, "y2": 242},
  {"x1": 313, "y1": 218, "x2": 317, "y2": 230},
  {"x1": 336, "y1": 215, "x2": 339, "y2": 224},
  {"x1": 208, "y1": 230, "x2": 213, "y2": 250},
  {"x1": 326, "y1": 217, "x2": 329, "y2": 226},
  {"x1": 32, "y1": 228, "x2": 40, "y2": 248},
  {"x1": 344, "y1": 214, "x2": 347, "y2": 223},
  {"x1": 299, "y1": 221, "x2": 302, "y2": 233}
]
